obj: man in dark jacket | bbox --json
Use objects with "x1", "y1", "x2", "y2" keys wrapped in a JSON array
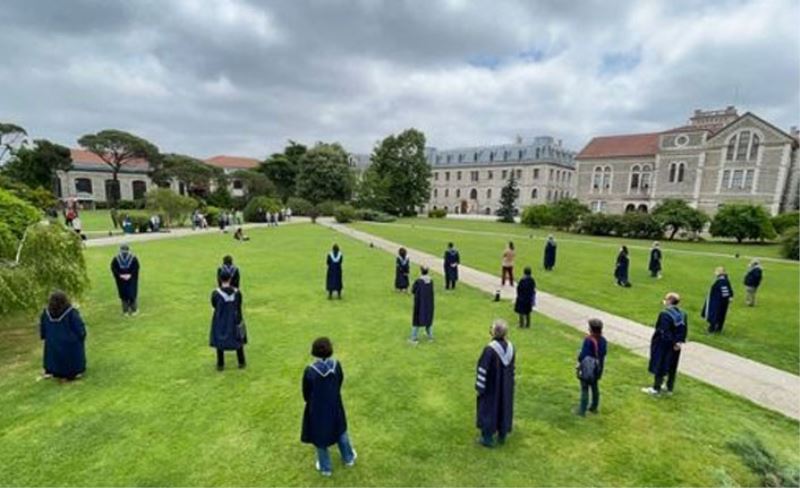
[
  {"x1": 514, "y1": 267, "x2": 536, "y2": 328},
  {"x1": 642, "y1": 292, "x2": 687, "y2": 395},
  {"x1": 743, "y1": 259, "x2": 763, "y2": 307},
  {"x1": 475, "y1": 319, "x2": 515, "y2": 447}
]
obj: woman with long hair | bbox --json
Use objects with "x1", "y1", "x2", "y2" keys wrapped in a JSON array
[{"x1": 40, "y1": 291, "x2": 87, "y2": 381}]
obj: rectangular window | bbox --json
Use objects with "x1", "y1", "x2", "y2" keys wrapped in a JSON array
[
  {"x1": 457, "y1": 171, "x2": 462, "y2": 181},
  {"x1": 487, "y1": 171, "x2": 493, "y2": 180},
  {"x1": 502, "y1": 170, "x2": 508, "y2": 179},
  {"x1": 445, "y1": 189, "x2": 449, "y2": 197},
  {"x1": 471, "y1": 171, "x2": 479, "y2": 182},
  {"x1": 446, "y1": 155, "x2": 452, "y2": 163},
  {"x1": 731, "y1": 169, "x2": 744, "y2": 188},
  {"x1": 549, "y1": 169, "x2": 554, "y2": 181},
  {"x1": 736, "y1": 132, "x2": 750, "y2": 161},
  {"x1": 434, "y1": 172, "x2": 439, "y2": 181},
  {"x1": 722, "y1": 170, "x2": 731, "y2": 188},
  {"x1": 516, "y1": 169, "x2": 522, "y2": 179},
  {"x1": 445, "y1": 172, "x2": 450, "y2": 181},
  {"x1": 533, "y1": 168, "x2": 540, "y2": 179},
  {"x1": 744, "y1": 169, "x2": 755, "y2": 190}
]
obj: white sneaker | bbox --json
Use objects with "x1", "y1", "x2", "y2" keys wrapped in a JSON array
[
  {"x1": 408, "y1": 339, "x2": 419, "y2": 345},
  {"x1": 345, "y1": 449, "x2": 357, "y2": 467},
  {"x1": 315, "y1": 461, "x2": 331, "y2": 477},
  {"x1": 641, "y1": 387, "x2": 660, "y2": 395}
]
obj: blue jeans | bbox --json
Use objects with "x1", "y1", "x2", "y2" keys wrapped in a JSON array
[
  {"x1": 579, "y1": 380, "x2": 599, "y2": 415},
  {"x1": 315, "y1": 432, "x2": 355, "y2": 474},
  {"x1": 410, "y1": 326, "x2": 432, "y2": 340}
]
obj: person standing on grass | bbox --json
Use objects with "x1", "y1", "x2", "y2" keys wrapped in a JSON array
[
  {"x1": 209, "y1": 269, "x2": 246, "y2": 371},
  {"x1": 743, "y1": 259, "x2": 763, "y2": 307},
  {"x1": 476, "y1": 319, "x2": 515, "y2": 448},
  {"x1": 501, "y1": 241, "x2": 516, "y2": 286},
  {"x1": 642, "y1": 292, "x2": 687, "y2": 395},
  {"x1": 614, "y1": 245, "x2": 631, "y2": 287},
  {"x1": 395, "y1": 247, "x2": 410, "y2": 292},
  {"x1": 444, "y1": 242, "x2": 460, "y2": 290},
  {"x1": 326, "y1": 244, "x2": 343, "y2": 299},
  {"x1": 576, "y1": 319, "x2": 607, "y2": 416},
  {"x1": 40, "y1": 291, "x2": 86, "y2": 381},
  {"x1": 543, "y1": 235, "x2": 557, "y2": 271},
  {"x1": 514, "y1": 267, "x2": 536, "y2": 328},
  {"x1": 410, "y1": 266, "x2": 435, "y2": 343},
  {"x1": 702, "y1": 267, "x2": 734, "y2": 334},
  {"x1": 217, "y1": 255, "x2": 241, "y2": 290},
  {"x1": 301, "y1": 337, "x2": 356, "y2": 477},
  {"x1": 649, "y1": 241, "x2": 662, "y2": 278},
  {"x1": 111, "y1": 244, "x2": 140, "y2": 316}
]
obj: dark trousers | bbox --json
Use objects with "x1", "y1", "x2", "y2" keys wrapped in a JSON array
[
  {"x1": 579, "y1": 380, "x2": 600, "y2": 415},
  {"x1": 518, "y1": 313, "x2": 530, "y2": 328},
  {"x1": 216, "y1": 347, "x2": 246, "y2": 368},
  {"x1": 445, "y1": 277, "x2": 456, "y2": 289},
  {"x1": 121, "y1": 298, "x2": 137, "y2": 314},
  {"x1": 654, "y1": 350, "x2": 681, "y2": 392},
  {"x1": 501, "y1": 266, "x2": 514, "y2": 286},
  {"x1": 327, "y1": 290, "x2": 342, "y2": 299}
]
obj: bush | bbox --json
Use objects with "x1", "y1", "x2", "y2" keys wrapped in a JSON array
[
  {"x1": 356, "y1": 208, "x2": 396, "y2": 223},
  {"x1": 652, "y1": 199, "x2": 709, "y2": 240},
  {"x1": 577, "y1": 213, "x2": 618, "y2": 236},
  {"x1": 0, "y1": 265, "x2": 39, "y2": 316},
  {"x1": 771, "y1": 212, "x2": 799, "y2": 235},
  {"x1": 243, "y1": 196, "x2": 281, "y2": 223},
  {"x1": 145, "y1": 188, "x2": 197, "y2": 227},
  {"x1": 334, "y1": 204, "x2": 357, "y2": 223},
  {"x1": 710, "y1": 204, "x2": 777, "y2": 242},
  {"x1": 780, "y1": 227, "x2": 799, "y2": 260},
  {"x1": 619, "y1": 213, "x2": 663, "y2": 239},
  {"x1": 121, "y1": 211, "x2": 151, "y2": 233},
  {"x1": 206, "y1": 186, "x2": 233, "y2": 208},
  {"x1": 0, "y1": 189, "x2": 42, "y2": 238},
  {"x1": 286, "y1": 197, "x2": 313, "y2": 216},
  {"x1": 520, "y1": 205, "x2": 552, "y2": 228},
  {"x1": 117, "y1": 200, "x2": 143, "y2": 210},
  {"x1": 548, "y1": 198, "x2": 590, "y2": 230},
  {"x1": 0, "y1": 176, "x2": 58, "y2": 210},
  {"x1": 316, "y1": 200, "x2": 340, "y2": 217},
  {"x1": 0, "y1": 222, "x2": 18, "y2": 260},
  {"x1": 203, "y1": 206, "x2": 221, "y2": 226},
  {"x1": 17, "y1": 223, "x2": 89, "y2": 304},
  {"x1": 428, "y1": 208, "x2": 447, "y2": 218}
]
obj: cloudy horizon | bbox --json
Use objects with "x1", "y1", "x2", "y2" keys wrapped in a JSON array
[{"x1": 1, "y1": 0, "x2": 798, "y2": 160}]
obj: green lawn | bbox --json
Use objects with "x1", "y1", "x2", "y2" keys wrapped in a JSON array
[
  {"x1": 349, "y1": 218, "x2": 800, "y2": 374},
  {"x1": 75, "y1": 209, "x2": 119, "y2": 233},
  {"x1": 0, "y1": 224, "x2": 797, "y2": 486}
]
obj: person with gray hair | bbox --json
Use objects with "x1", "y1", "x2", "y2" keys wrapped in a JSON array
[
  {"x1": 475, "y1": 319, "x2": 515, "y2": 447},
  {"x1": 110, "y1": 243, "x2": 140, "y2": 316},
  {"x1": 743, "y1": 259, "x2": 763, "y2": 306}
]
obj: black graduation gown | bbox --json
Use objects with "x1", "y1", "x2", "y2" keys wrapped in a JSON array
[
  {"x1": 543, "y1": 242, "x2": 557, "y2": 270},
  {"x1": 209, "y1": 287, "x2": 246, "y2": 350},
  {"x1": 514, "y1": 276, "x2": 536, "y2": 314},
  {"x1": 649, "y1": 248, "x2": 662, "y2": 274},
  {"x1": 648, "y1": 307, "x2": 687, "y2": 376},
  {"x1": 444, "y1": 249, "x2": 460, "y2": 282},
  {"x1": 411, "y1": 276, "x2": 434, "y2": 327},
  {"x1": 701, "y1": 276, "x2": 734, "y2": 326},
  {"x1": 40, "y1": 307, "x2": 87, "y2": 379},
  {"x1": 614, "y1": 252, "x2": 629, "y2": 283},
  {"x1": 111, "y1": 253, "x2": 139, "y2": 302},
  {"x1": 476, "y1": 340, "x2": 515, "y2": 436},
  {"x1": 217, "y1": 264, "x2": 241, "y2": 289},
  {"x1": 326, "y1": 252, "x2": 343, "y2": 292},
  {"x1": 395, "y1": 256, "x2": 410, "y2": 290},
  {"x1": 301, "y1": 359, "x2": 348, "y2": 448}
]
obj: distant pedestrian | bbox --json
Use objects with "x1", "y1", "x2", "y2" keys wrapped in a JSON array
[
  {"x1": 743, "y1": 259, "x2": 763, "y2": 307},
  {"x1": 326, "y1": 244, "x2": 343, "y2": 299},
  {"x1": 543, "y1": 235, "x2": 557, "y2": 271},
  {"x1": 286, "y1": 207, "x2": 293, "y2": 221},
  {"x1": 40, "y1": 291, "x2": 87, "y2": 381},
  {"x1": 501, "y1": 241, "x2": 515, "y2": 286},
  {"x1": 410, "y1": 266, "x2": 434, "y2": 343},
  {"x1": 702, "y1": 267, "x2": 733, "y2": 334},
  {"x1": 514, "y1": 267, "x2": 536, "y2": 328},
  {"x1": 649, "y1": 241, "x2": 662, "y2": 278},
  {"x1": 444, "y1": 242, "x2": 460, "y2": 290},
  {"x1": 642, "y1": 292, "x2": 687, "y2": 395},
  {"x1": 575, "y1": 318, "x2": 607, "y2": 416},
  {"x1": 209, "y1": 269, "x2": 246, "y2": 371},
  {"x1": 111, "y1": 244, "x2": 140, "y2": 316},
  {"x1": 395, "y1": 247, "x2": 410, "y2": 292},
  {"x1": 475, "y1": 319, "x2": 515, "y2": 447},
  {"x1": 614, "y1": 245, "x2": 631, "y2": 287}
]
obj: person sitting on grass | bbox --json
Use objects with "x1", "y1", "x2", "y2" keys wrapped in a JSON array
[
  {"x1": 476, "y1": 319, "x2": 515, "y2": 448},
  {"x1": 576, "y1": 319, "x2": 607, "y2": 416},
  {"x1": 217, "y1": 255, "x2": 241, "y2": 290},
  {"x1": 40, "y1": 291, "x2": 87, "y2": 382},
  {"x1": 614, "y1": 245, "x2": 632, "y2": 287},
  {"x1": 410, "y1": 266, "x2": 434, "y2": 343},
  {"x1": 514, "y1": 267, "x2": 536, "y2": 328},
  {"x1": 111, "y1": 244, "x2": 140, "y2": 316},
  {"x1": 642, "y1": 292, "x2": 687, "y2": 396},
  {"x1": 233, "y1": 227, "x2": 250, "y2": 242},
  {"x1": 326, "y1": 244, "x2": 343, "y2": 299},
  {"x1": 209, "y1": 269, "x2": 246, "y2": 371},
  {"x1": 301, "y1": 337, "x2": 356, "y2": 477}
]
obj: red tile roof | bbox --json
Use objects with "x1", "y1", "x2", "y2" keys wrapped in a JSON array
[
  {"x1": 69, "y1": 148, "x2": 151, "y2": 170},
  {"x1": 576, "y1": 132, "x2": 661, "y2": 160},
  {"x1": 205, "y1": 155, "x2": 260, "y2": 170}
]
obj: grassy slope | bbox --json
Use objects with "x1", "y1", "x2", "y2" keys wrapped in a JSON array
[{"x1": 0, "y1": 224, "x2": 797, "y2": 486}]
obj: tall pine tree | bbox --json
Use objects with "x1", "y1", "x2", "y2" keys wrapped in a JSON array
[{"x1": 497, "y1": 172, "x2": 519, "y2": 222}]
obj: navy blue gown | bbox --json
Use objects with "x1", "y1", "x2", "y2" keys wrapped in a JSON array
[
  {"x1": 412, "y1": 276, "x2": 434, "y2": 327},
  {"x1": 444, "y1": 249, "x2": 460, "y2": 283},
  {"x1": 543, "y1": 242, "x2": 557, "y2": 270},
  {"x1": 649, "y1": 248, "x2": 662, "y2": 275},
  {"x1": 301, "y1": 359, "x2": 348, "y2": 448},
  {"x1": 648, "y1": 307, "x2": 687, "y2": 376},
  {"x1": 217, "y1": 264, "x2": 241, "y2": 289},
  {"x1": 395, "y1": 256, "x2": 410, "y2": 290},
  {"x1": 326, "y1": 252, "x2": 343, "y2": 292},
  {"x1": 514, "y1": 276, "x2": 536, "y2": 315},
  {"x1": 111, "y1": 253, "x2": 139, "y2": 302},
  {"x1": 702, "y1": 275, "x2": 734, "y2": 332},
  {"x1": 209, "y1": 287, "x2": 246, "y2": 350},
  {"x1": 476, "y1": 340, "x2": 515, "y2": 437},
  {"x1": 614, "y1": 252, "x2": 629, "y2": 284},
  {"x1": 40, "y1": 307, "x2": 86, "y2": 379}
]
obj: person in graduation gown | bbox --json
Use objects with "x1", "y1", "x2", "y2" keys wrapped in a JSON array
[
  {"x1": 217, "y1": 255, "x2": 241, "y2": 289},
  {"x1": 702, "y1": 267, "x2": 734, "y2": 334},
  {"x1": 475, "y1": 319, "x2": 515, "y2": 447},
  {"x1": 395, "y1": 247, "x2": 410, "y2": 292},
  {"x1": 543, "y1": 235, "x2": 557, "y2": 271},
  {"x1": 514, "y1": 267, "x2": 536, "y2": 328},
  {"x1": 576, "y1": 319, "x2": 607, "y2": 416},
  {"x1": 743, "y1": 259, "x2": 763, "y2": 307},
  {"x1": 40, "y1": 291, "x2": 86, "y2": 381},
  {"x1": 410, "y1": 266, "x2": 435, "y2": 343},
  {"x1": 326, "y1": 244, "x2": 344, "y2": 299},
  {"x1": 301, "y1": 337, "x2": 356, "y2": 477},
  {"x1": 642, "y1": 292, "x2": 687, "y2": 395},
  {"x1": 111, "y1": 243, "x2": 140, "y2": 315},
  {"x1": 648, "y1": 241, "x2": 662, "y2": 278},
  {"x1": 443, "y1": 242, "x2": 460, "y2": 290},
  {"x1": 614, "y1": 245, "x2": 631, "y2": 287},
  {"x1": 209, "y1": 269, "x2": 246, "y2": 370}
]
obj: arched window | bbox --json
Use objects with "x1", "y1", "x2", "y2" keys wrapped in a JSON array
[
  {"x1": 641, "y1": 165, "x2": 652, "y2": 190},
  {"x1": 531, "y1": 188, "x2": 538, "y2": 199},
  {"x1": 132, "y1": 180, "x2": 147, "y2": 200},
  {"x1": 470, "y1": 188, "x2": 478, "y2": 200},
  {"x1": 630, "y1": 165, "x2": 641, "y2": 190},
  {"x1": 486, "y1": 188, "x2": 492, "y2": 199},
  {"x1": 677, "y1": 163, "x2": 685, "y2": 183},
  {"x1": 485, "y1": 207, "x2": 491, "y2": 215},
  {"x1": 592, "y1": 167, "x2": 602, "y2": 192},
  {"x1": 669, "y1": 163, "x2": 677, "y2": 183},
  {"x1": 433, "y1": 188, "x2": 438, "y2": 198},
  {"x1": 637, "y1": 204, "x2": 648, "y2": 213},
  {"x1": 726, "y1": 130, "x2": 761, "y2": 162},
  {"x1": 75, "y1": 178, "x2": 93, "y2": 194},
  {"x1": 625, "y1": 203, "x2": 636, "y2": 213},
  {"x1": 602, "y1": 166, "x2": 612, "y2": 192}
]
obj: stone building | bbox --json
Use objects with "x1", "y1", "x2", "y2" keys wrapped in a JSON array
[
  {"x1": 425, "y1": 135, "x2": 577, "y2": 215},
  {"x1": 575, "y1": 107, "x2": 799, "y2": 215}
]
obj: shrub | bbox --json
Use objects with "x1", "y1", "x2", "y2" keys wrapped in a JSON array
[
  {"x1": 0, "y1": 189, "x2": 42, "y2": 238},
  {"x1": 771, "y1": 212, "x2": 799, "y2": 235},
  {"x1": 577, "y1": 213, "x2": 618, "y2": 236},
  {"x1": 145, "y1": 188, "x2": 197, "y2": 227},
  {"x1": 727, "y1": 434, "x2": 800, "y2": 487},
  {"x1": 243, "y1": 196, "x2": 281, "y2": 223},
  {"x1": 207, "y1": 186, "x2": 233, "y2": 208},
  {"x1": 548, "y1": 198, "x2": 590, "y2": 230},
  {"x1": 356, "y1": 208, "x2": 396, "y2": 223},
  {"x1": 0, "y1": 265, "x2": 39, "y2": 316},
  {"x1": 0, "y1": 222, "x2": 17, "y2": 260},
  {"x1": 0, "y1": 176, "x2": 58, "y2": 210},
  {"x1": 17, "y1": 223, "x2": 89, "y2": 304},
  {"x1": 520, "y1": 205, "x2": 552, "y2": 228},
  {"x1": 203, "y1": 206, "x2": 221, "y2": 226},
  {"x1": 619, "y1": 213, "x2": 663, "y2": 239},
  {"x1": 117, "y1": 200, "x2": 142, "y2": 210},
  {"x1": 286, "y1": 197, "x2": 313, "y2": 216},
  {"x1": 428, "y1": 208, "x2": 447, "y2": 219},
  {"x1": 334, "y1": 204, "x2": 357, "y2": 223},
  {"x1": 652, "y1": 198, "x2": 709, "y2": 240},
  {"x1": 316, "y1": 200, "x2": 339, "y2": 217},
  {"x1": 121, "y1": 211, "x2": 151, "y2": 233},
  {"x1": 780, "y1": 227, "x2": 799, "y2": 260},
  {"x1": 710, "y1": 204, "x2": 777, "y2": 242}
]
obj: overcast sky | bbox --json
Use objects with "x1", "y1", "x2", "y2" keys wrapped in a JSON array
[{"x1": 1, "y1": 0, "x2": 797, "y2": 159}]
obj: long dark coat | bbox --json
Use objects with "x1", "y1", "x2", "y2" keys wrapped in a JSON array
[
  {"x1": 614, "y1": 251, "x2": 629, "y2": 283},
  {"x1": 326, "y1": 252, "x2": 343, "y2": 292},
  {"x1": 649, "y1": 248, "x2": 662, "y2": 274},
  {"x1": 476, "y1": 340, "x2": 515, "y2": 436},
  {"x1": 209, "y1": 287, "x2": 246, "y2": 350},
  {"x1": 444, "y1": 249, "x2": 460, "y2": 282},
  {"x1": 701, "y1": 275, "x2": 734, "y2": 327},
  {"x1": 543, "y1": 241, "x2": 557, "y2": 270},
  {"x1": 111, "y1": 253, "x2": 139, "y2": 302},
  {"x1": 411, "y1": 276, "x2": 434, "y2": 327},
  {"x1": 578, "y1": 335, "x2": 608, "y2": 380},
  {"x1": 40, "y1": 307, "x2": 87, "y2": 379},
  {"x1": 648, "y1": 307, "x2": 687, "y2": 376},
  {"x1": 217, "y1": 264, "x2": 241, "y2": 289},
  {"x1": 301, "y1": 359, "x2": 348, "y2": 448},
  {"x1": 395, "y1": 256, "x2": 410, "y2": 290},
  {"x1": 514, "y1": 275, "x2": 536, "y2": 314}
]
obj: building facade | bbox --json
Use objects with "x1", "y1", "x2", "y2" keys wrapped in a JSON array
[
  {"x1": 575, "y1": 107, "x2": 799, "y2": 215},
  {"x1": 425, "y1": 135, "x2": 577, "y2": 215}
]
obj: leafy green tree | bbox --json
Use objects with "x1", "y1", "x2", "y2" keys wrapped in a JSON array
[
  {"x1": 548, "y1": 198, "x2": 589, "y2": 230},
  {"x1": 652, "y1": 198, "x2": 709, "y2": 240},
  {"x1": 295, "y1": 143, "x2": 355, "y2": 204},
  {"x1": 0, "y1": 188, "x2": 41, "y2": 238},
  {"x1": 0, "y1": 175, "x2": 58, "y2": 210},
  {"x1": 145, "y1": 188, "x2": 197, "y2": 227},
  {"x1": 78, "y1": 130, "x2": 159, "y2": 207},
  {"x1": 362, "y1": 129, "x2": 430, "y2": 215},
  {"x1": 780, "y1": 227, "x2": 799, "y2": 260},
  {"x1": 260, "y1": 140, "x2": 306, "y2": 201},
  {"x1": 2, "y1": 139, "x2": 72, "y2": 190},
  {"x1": 230, "y1": 169, "x2": 275, "y2": 198},
  {"x1": 496, "y1": 172, "x2": 519, "y2": 222},
  {"x1": 0, "y1": 123, "x2": 27, "y2": 162},
  {"x1": 520, "y1": 205, "x2": 552, "y2": 227},
  {"x1": 710, "y1": 203, "x2": 777, "y2": 243},
  {"x1": 156, "y1": 153, "x2": 223, "y2": 196}
]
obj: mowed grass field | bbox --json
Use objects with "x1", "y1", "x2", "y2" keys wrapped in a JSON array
[
  {"x1": 0, "y1": 224, "x2": 798, "y2": 486},
  {"x1": 350, "y1": 218, "x2": 800, "y2": 373}
]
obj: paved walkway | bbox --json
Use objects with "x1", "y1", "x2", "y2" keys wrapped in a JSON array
[{"x1": 321, "y1": 219, "x2": 800, "y2": 421}]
